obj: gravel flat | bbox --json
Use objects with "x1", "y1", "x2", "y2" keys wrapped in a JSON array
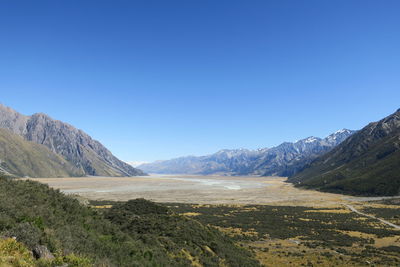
[{"x1": 26, "y1": 175, "x2": 353, "y2": 206}]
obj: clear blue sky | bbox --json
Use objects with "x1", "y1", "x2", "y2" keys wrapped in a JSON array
[{"x1": 1, "y1": 0, "x2": 399, "y2": 162}]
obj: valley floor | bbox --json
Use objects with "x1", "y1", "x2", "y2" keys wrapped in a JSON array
[
  {"x1": 164, "y1": 202, "x2": 400, "y2": 267},
  {"x1": 28, "y1": 175, "x2": 400, "y2": 266},
  {"x1": 26, "y1": 175, "x2": 366, "y2": 206}
]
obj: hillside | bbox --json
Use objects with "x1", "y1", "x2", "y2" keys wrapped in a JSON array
[
  {"x1": 289, "y1": 109, "x2": 400, "y2": 196},
  {"x1": 0, "y1": 128, "x2": 84, "y2": 178},
  {"x1": 0, "y1": 104, "x2": 145, "y2": 177},
  {"x1": 139, "y1": 129, "x2": 355, "y2": 176},
  {"x1": 0, "y1": 176, "x2": 260, "y2": 266}
]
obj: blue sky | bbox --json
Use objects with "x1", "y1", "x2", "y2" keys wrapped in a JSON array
[{"x1": 1, "y1": 0, "x2": 399, "y2": 162}]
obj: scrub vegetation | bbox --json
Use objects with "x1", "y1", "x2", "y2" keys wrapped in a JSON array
[
  {"x1": 0, "y1": 176, "x2": 260, "y2": 266},
  {"x1": 166, "y1": 203, "x2": 400, "y2": 266}
]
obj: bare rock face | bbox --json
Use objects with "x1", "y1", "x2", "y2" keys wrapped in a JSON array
[
  {"x1": 32, "y1": 245, "x2": 55, "y2": 260},
  {"x1": 0, "y1": 104, "x2": 28, "y2": 135},
  {"x1": 0, "y1": 104, "x2": 145, "y2": 177}
]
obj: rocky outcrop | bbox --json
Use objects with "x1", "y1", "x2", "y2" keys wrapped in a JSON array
[{"x1": 32, "y1": 245, "x2": 55, "y2": 260}]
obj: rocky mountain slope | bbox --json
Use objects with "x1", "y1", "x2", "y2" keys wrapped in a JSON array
[
  {"x1": 0, "y1": 104, "x2": 145, "y2": 177},
  {"x1": 288, "y1": 109, "x2": 400, "y2": 196},
  {"x1": 0, "y1": 128, "x2": 84, "y2": 178},
  {"x1": 138, "y1": 129, "x2": 355, "y2": 176}
]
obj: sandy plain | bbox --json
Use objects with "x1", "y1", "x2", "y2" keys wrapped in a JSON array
[{"x1": 25, "y1": 175, "x2": 377, "y2": 207}]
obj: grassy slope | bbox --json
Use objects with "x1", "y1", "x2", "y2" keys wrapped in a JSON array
[
  {"x1": 0, "y1": 177, "x2": 260, "y2": 266},
  {"x1": 289, "y1": 111, "x2": 400, "y2": 196},
  {"x1": 0, "y1": 128, "x2": 85, "y2": 178}
]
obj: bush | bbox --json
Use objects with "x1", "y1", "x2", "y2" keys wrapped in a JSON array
[
  {"x1": 5, "y1": 222, "x2": 42, "y2": 249},
  {"x1": 0, "y1": 238, "x2": 36, "y2": 267}
]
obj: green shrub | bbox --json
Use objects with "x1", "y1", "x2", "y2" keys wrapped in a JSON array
[{"x1": 5, "y1": 222, "x2": 42, "y2": 249}]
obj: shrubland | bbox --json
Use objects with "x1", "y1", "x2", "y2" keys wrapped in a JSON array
[{"x1": 0, "y1": 176, "x2": 260, "y2": 266}]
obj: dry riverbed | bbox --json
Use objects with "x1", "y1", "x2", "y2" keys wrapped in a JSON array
[
  {"x1": 26, "y1": 175, "x2": 348, "y2": 206},
  {"x1": 24, "y1": 175, "x2": 395, "y2": 207}
]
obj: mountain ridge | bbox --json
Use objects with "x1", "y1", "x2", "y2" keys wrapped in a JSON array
[
  {"x1": 138, "y1": 129, "x2": 355, "y2": 176},
  {"x1": 288, "y1": 108, "x2": 400, "y2": 196},
  {"x1": 0, "y1": 103, "x2": 145, "y2": 177}
]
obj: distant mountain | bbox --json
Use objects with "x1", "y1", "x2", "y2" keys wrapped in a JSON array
[
  {"x1": 248, "y1": 129, "x2": 357, "y2": 176},
  {"x1": 0, "y1": 128, "x2": 84, "y2": 177},
  {"x1": 138, "y1": 129, "x2": 355, "y2": 176},
  {"x1": 0, "y1": 104, "x2": 145, "y2": 177},
  {"x1": 127, "y1": 161, "x2": 149, "y2": 167},
  {"x1": 139, "y1": 150, "x2": 263, "y2": 175},
  {"x1": 288, "y1": 109, "x2": 400, "y2": 196}
]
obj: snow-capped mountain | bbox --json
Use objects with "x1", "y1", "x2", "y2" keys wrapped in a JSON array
[{"x1": 138, "y1": 129, "x2": 356, "y2": 176}]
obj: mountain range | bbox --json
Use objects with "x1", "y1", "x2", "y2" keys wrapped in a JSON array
[
  {"x1": 289, "y1": 108, "x2": 400, "y2": 196},
  {"x1": 138, "y1": 129, "x2": 355, "y2": 176},
  {"x1": 0, "y1": 104, "x2": 145, "y2": 177},
  {"x1": 2, "y1": 102, "x2": 398, "y2": 196}
]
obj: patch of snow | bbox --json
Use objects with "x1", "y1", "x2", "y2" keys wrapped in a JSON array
[
  {"x1": 334, "y1": 129, "x2": 348, "y2": 134},
  {"x1": 304, "y1": 137, "x2": 318, "y2": 143}
]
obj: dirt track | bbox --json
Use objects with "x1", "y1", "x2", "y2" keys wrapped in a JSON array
[{"x1": 344, "y1": 204, "x2": 400, "y2": 230}]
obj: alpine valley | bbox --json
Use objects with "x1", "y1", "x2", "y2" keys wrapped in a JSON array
[
  {"x1": 2, "y1": 3, "x2": 400, "y2": 266},
  {"x1": 1, "y1": 103, "x2": 400, "y2": 267}
]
